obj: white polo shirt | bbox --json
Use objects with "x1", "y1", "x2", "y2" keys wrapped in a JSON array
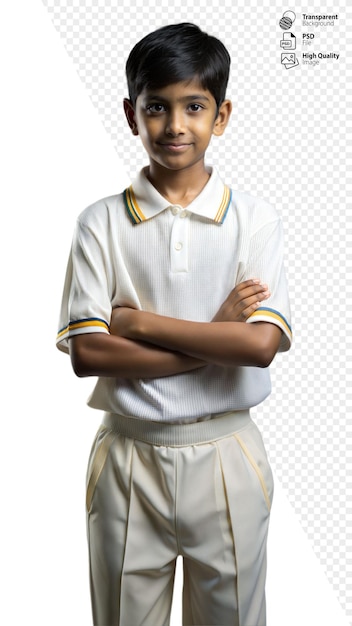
[{"x1": 57, "y1": 167, "x2": 292, "y2": 422}]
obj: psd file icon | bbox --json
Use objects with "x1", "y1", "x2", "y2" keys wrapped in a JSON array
[{"x1": 281, "y1": 32, "x2": 296, "y2": 50}]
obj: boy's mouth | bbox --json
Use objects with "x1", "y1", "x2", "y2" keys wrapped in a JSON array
[{"x1": 158, "y1": 142, "x2": 191, "y2": 152}]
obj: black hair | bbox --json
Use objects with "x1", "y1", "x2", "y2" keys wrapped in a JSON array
[{"x1": 125, "y1": 23, "x2": 231, "y2": 111}]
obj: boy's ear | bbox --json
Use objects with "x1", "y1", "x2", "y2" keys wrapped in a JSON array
[
  {"x1": 212, "y1": 99, "x2": 232, "y2": 137},
  {"x1": 123, "y1": 98, "x2": 139, "y2": 136}
]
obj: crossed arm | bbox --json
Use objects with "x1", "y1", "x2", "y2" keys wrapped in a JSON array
[{"x1": 70, "y1": 280, "x2": 283, "y2": 378}]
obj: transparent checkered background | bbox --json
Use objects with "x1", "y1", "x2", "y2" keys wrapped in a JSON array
[{"x1": 43, "y1": 0, "x2": 351, "y2": 620}]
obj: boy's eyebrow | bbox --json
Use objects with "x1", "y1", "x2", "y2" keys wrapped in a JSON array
[{"x1": 143, "y1": 94, "x2": 211, "y2": 103}]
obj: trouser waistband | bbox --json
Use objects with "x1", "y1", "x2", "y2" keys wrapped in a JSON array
[{"x1": 102, "y1": 410, "x2": 251, "y2": 447}]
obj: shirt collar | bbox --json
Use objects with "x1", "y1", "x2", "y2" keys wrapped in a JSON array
[{"x1": 123, "y1": 166, "x2": 232, "y2": 225}]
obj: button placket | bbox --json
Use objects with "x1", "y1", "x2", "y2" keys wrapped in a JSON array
[{"x1": 170, "y1": 206, "x2": 189, "y2": 273}]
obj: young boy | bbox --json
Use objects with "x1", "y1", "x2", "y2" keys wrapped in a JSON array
[{"x1": 57, "y1": 23, "x2": 291, "y2": 626}]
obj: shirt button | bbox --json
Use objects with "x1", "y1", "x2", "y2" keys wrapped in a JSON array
[
  {"x1": 171, "y1": 207, "x2": 180, "y2": 216},
  {"x1": 180, "y1": 210, "x2": 188, "y2": 218},
  {"x1": 175, "y1": 242, "x2": 183, "y2": 251}
]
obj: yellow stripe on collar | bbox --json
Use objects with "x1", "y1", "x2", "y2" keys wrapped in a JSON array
[
  {"x1": 124, "y1": 186, "x2": 146, "y2": 224},
  {"x1": 214, "y1": 186, "x2": 232, "y2": 223}
]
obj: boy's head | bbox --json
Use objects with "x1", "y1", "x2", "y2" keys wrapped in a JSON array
[{"x1": 125, "y1": 23, "x2": 231, "y2": 112}]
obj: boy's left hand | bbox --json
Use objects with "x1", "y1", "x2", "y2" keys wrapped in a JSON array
[{"x1": 212, "y1": 279, "x2": 270, "y2": 323}]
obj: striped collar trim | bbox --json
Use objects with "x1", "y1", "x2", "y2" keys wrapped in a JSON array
[
  {"x1": 214, "y1": 185, "x2": 232, "y2": 224},
  {"x1": 124, "y1": 186, "x2": 146, "y2": 224},
  {"x1": 123, "y1": 167, "x2": 232, "y2": 225}
]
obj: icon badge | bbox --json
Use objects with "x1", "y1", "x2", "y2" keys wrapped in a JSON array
[
  {"x1": 280, "y1": 32, "x2": 296, "y2": 49},
  {"x1": 279, "y1": 10, "x2": 296, "y2": 30},
  {"x1": 281, "y1": 52, "x2": 299, "y2": 68}
]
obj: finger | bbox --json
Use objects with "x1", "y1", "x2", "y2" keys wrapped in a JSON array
[
  {"x1": 236, "y1": 290, "x2": 271, "y2": 313},
  {"x1": 231, "y1": 284, "x2": 270, "y2": 304},
  {"x1": 235, "y1": 279, "x2": 262, "y2": 292},
  {"x1": 233, "y1": 279, "x2": 269, "y2": 294},
  {"x1": 242, "y1": 286, "x2": 272, "y2": 314},
  {"x1": 238, "y1": 300, "x2": 266, "y2": 321}
]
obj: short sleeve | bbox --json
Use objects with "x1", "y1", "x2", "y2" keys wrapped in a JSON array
[
  {"x1": 241, "y1": 215, "x2": 292, "y2": 352},
  {"x1": 56, "y1": 218, "x2": 112, "y2": 354}
]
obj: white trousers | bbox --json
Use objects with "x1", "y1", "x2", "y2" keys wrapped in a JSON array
[{"x1": 86, "y1": 411, "x2": 274, "y2": 626}]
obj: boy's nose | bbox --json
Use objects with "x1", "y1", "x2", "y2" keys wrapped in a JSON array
[{"x1": 165, "y1": 111, "x2": 185, "y2": 136}]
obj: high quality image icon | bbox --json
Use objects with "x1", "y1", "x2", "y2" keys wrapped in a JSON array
[{"x1": 281, "y1": 52, "x2": 299, "y2": 69}]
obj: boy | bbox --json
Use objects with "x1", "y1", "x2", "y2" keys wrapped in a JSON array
[{"x1": 57, "y1": 23, "x2": 291, "y2": 626}]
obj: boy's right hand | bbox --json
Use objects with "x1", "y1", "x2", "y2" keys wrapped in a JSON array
[{"x1": 212, "y1": 279, "x2": 270, "y2": 323}]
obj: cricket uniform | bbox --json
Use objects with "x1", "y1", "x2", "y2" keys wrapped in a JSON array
[{"x1": 57, "y1": 166, "x2": 292, "y2": 625}]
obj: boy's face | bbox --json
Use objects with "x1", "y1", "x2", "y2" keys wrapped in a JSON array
[{"x1": 124, "y1": 79, "x2": 231, "y2": 174}]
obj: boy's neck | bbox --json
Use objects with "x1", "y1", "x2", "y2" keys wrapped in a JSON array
[{"x1": 146, "y1": 160, "x2": 211, "y2": 207}]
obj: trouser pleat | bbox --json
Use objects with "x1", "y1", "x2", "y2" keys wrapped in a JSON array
[
  {"x1": 87, "y1": 433, "x2": 135, "y2": 625},
  {"x1": 118, "y1": 442, "x2": 178, "y2": 625},
  {"x1": 216, "y1": 425, "x2": 273, "y2": 626}
]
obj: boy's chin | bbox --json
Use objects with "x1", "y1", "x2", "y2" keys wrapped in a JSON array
[{"x1": 149, "y1": 155, "x2": 207, "y2": 173}]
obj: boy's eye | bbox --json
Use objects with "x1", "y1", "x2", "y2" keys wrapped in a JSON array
[
  {"x1": 146, "y1": 103, "x2": 166, "y2": 113},
  {"x1": 188, "y1": 103, "x2": 203, "y2": 112}
]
